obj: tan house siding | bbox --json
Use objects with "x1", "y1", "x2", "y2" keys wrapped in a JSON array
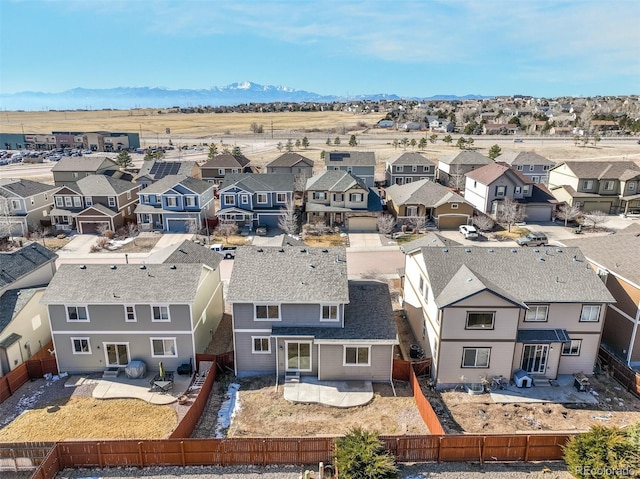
[
  {"x1": 557, "y1": 333, "x2": 601, "y2": 375},
  {"x1": 604, "y1": 275, "x2": 640, "y2": 320},
  {"x1": 440, "y1": 296, "x2": 520, "y2": 341},
  {"x1": 437, "y1": 341, "x2": 516, "y2": 385},
  {"x1": 548, "y1": 164, "x2": 580, "y2": 191}
]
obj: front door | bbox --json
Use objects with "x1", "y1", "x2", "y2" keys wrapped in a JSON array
[
  {"x1": 286, "y1": 341, "x2": 312, "y2": 372},
  {"x1": 104, "y1": 343, "x2": 130, "y2": 367},
  {"x1": 521, "y1": 344, "x2": 549, "y2": 374}
]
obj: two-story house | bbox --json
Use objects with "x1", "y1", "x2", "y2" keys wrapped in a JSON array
[
  {"x1": 51, "y1": 157, "x2": 120, "y2": 187},
  {"x1": 497, "y1": 151, "x2": 555, "y2": 186},
  {"x1": 402, "y1": 246, "x2": 614, "y2": 388},
  {"x1": 385, "y1": 179, "x2": 474, "y2": 229},
  {"x1": 50, "y1": 175, "x2": 139, "y2": 234},
  {"x1": 437, "y1": 151, "x2": 493, "y2": 191},
  {"x1": 135, "y1": 174, "x2": 215, "y2": 232},
  {"x1": 0, "y1": 178, "x2": 57, "y2": 236},
  {"x1": 228, "y1": 246, "x2": 397, "y2": 381},
  {"x1": 304, "y1": 170, "x2": 382, "y2": 231},
  {"x1": 265, "y1": 153, "x2": 314, "y2": 182},
  {"x1": 548, "y1": 161, "x2": 640, "y2": 215},
  {"x1": 199, "y1": 154, "x2": 252, "y2": 189},
  {"x1": 217, "y1": 173, "x2": 294, "y2": 228},
  {"x1": 464, "y1": 162, "x2": 557, "y2": 222},
  {"x1": 42, "y1": 245, "x2": 224, "y2": 375},
  {"x1": 135, "y1": 161, "x2": 201, "y2": 190},
  {"x1": 562, "y1": 224, "x2": 640, "y2": 368},
  {"x1": 385, "y1": 152, "x2": 437, "y2": 186},
  {"x1": 324, "y1": 151, "x2": 376, "y2": 188}
]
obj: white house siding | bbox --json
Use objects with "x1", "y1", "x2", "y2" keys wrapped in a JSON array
[
  {"x1": 463, "y1": 178, "x2": 490, "y2": 212},
  {"x1": 437, "y1": 341, "x2": 516, "y2": 385},
  {"x1": 317, "y1": 343, "x2": 393, "y2": 381},
  {"x1": 548, "y1": 164, "x2": 580, "y2": 191},
  {"x1": 191, "y1": 267, "x2": 224, "y2": 354},
  {"x1": 0, "y1": 262, "x2": 55, "y2": 297}
]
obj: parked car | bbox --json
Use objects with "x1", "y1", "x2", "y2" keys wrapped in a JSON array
[
  {"x1": 210, "y1": 243, "x2": 236, "y2": 259},
  {"x1": 459, "y1": 225, "x2": 479, "y2": 239},
  {"x1": 255, "y1": 224, "x2": 268, "y2": 236},
  {"x1": 513, "y1": 138, "x2": 524, "y2": 143},
  {"x1": 516, "y1": 232, "x2": 548, "y2": 246}
]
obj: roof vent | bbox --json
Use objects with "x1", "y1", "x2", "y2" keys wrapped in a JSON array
[
  {"x1": 300, "y1": 248, "x2": 307, "y2": 253},
  {"x1": 31, "y1": 245, "x2": 37, "y2": 249},
  {"x1": 534, "y1": 248, "x2": 540, "y2": 253},
  {"x1": 139, "y1": 265, "x2": 146, "y2": 270},
  {"x1": 511, "y1": 248, "x2": 517, "y2": 253},
  {"x1": 278, "y1": 248, "x2": 285, "y2": 253},
  {"x1": 309, "y1": 264, "x2": 315, "y2": 269},
  {"x1": 466, "y1": 277, "x2": 473, "y2": 282},
  {"x1": 488, "y1": 249, "x2": 494, "y2": 253},
  {"x1": 257, "y1": 248, "x2": 264, "y2": 253},
  {"x1": 442, "y1": 248, "x2": 448, "y2": 253},
  {"x1": 322, "y1": 249, "x2": 329, "y2": 253},
  {"x1": 465, "y1": 248, "x2": 471, "y2": 253},
  {"x1": 80, "y1": 265, "x2": 87, "y2": 270},
  {"x1": 556, "y1": 249, "x2": 563, "y2": 253},
  {"x1": 110, "y1": 265, "x2": 116, "y2": 270},
  {"x1": 170, "y1": 265, "x2": 177, "y2": 269},
  {"x1": 538, "y1": 257, "x2": 545, "y2": 262},
  {"x1": 179, "y1": 249, "x2": 187, "y2": 254}
]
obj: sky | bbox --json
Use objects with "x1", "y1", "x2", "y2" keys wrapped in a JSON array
[{"x1": 1, "y1": 0, "x2": 639, "y2": 98}]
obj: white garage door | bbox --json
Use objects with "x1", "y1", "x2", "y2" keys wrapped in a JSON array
[
  {"x1": 347, "y1": 216, "x2": 377, "y2": 232},
  {"x1": 525, "y1": 206, "x2": 553, "y2": 222}
]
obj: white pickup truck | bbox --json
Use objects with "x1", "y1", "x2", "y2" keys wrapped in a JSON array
[{"x1": 210, "y1": 244, "x2": 237, "y2": 259}]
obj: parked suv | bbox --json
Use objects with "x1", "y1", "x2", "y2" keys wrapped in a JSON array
[
  {"x1": 459, "y1": 225, "x2": 479, "y2": 239},
  {"x1": 516, "y1": 232, "x2": 548, "y2": 246}
]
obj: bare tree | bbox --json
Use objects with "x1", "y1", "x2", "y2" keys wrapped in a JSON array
[
  {"x1": 186, "y1": 217, "x2": 202, "y2": 241},
  {"x1": 556, "y1": 204, "x2": 582, "y2": 227},
  {"x1": 584, "y1": 210, "x2": 608, "y2": 230},
  {"x1": 448, "y1": 164, "x2": 466, "y2": 192},
  {"x1": 293, "y1": 174, "x2": 308, "y2": 193},
  {"x1": 376, "y1": 213, "x2": 396, "y2": 235},
  {"x1": 408, "y1": 214, "x2": 427, "y2": 232},
  {"x1": 496, "y1": 198, "x2": 525, "y2": 232},
  {"x1": 215, "y1": 221, "x2": 238, "y2": 244},
  {"x1": 278, "y1": 199, "x2": 299, "y2": 236},
  {"x1": 0, "y1": 197, "x2": 16, "y2": 241},
  {"x1": 96, "y1": 223, "x2": 113, "y2": 238},
  {"x1": 473, "y1": 214, "x2": 495, "y2": 232}
]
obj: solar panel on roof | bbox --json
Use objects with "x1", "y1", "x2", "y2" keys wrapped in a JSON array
[
  {"x1": 149, "y1": 163, "x2": 160, "y2": 175},
  {"x1": 329, "y1": 152, "x2": 350, "y2": 161},
  {"x1": 149, "y1": 162, "x2": 182, "y2": 178}
]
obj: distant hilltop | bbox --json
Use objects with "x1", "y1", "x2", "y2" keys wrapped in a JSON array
[{"x1": 0, "y1": 81, "x2": 490, "y2": 111}]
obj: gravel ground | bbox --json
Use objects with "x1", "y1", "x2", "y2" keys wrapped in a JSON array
[{"x1": 54, "y1": 461, "x2": 572, "y2": 478}]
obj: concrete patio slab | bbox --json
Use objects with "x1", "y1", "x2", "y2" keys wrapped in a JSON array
[
  {"x1": 283, "y1": 377, "x2": 373, "y2": 408},
  {"x1": 489, "y1": 375, "x2": 598, "y2": 404},
  {"x1": 88, "y1": 373, "x2": 193, "y2": 405}
]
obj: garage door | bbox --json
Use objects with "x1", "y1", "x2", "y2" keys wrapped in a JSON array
[
  {"x1": 78, "y1": 221, "x2": 110, "y2": 235},
  {"x1": 256, "y1": 214, "x2": 282, "y2": 228},
  {"x1": 166, "y1": 219, "x2": 190, "y2": 232},
  {"x1": 347, "y1": 216, "x2": 377, "y2": 232},
  {"x1": 581, "y1": 201, "x2": 613, "y2": 214},
  {"x1": 525, "y1": 206, "x2": 553, "y2": 222},
  {"x1": 437, "y1": 215, "x2": 468, "y2": 230}
]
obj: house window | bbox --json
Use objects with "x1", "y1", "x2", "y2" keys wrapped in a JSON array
[
  {"x1": 232, "y1": 168, "x2": 239, "y2": 173},
  {"x1": 396, "y1": 166, "x2": 404, "y2": 172},
  {"x1": 156, "y1": 195, "x2": 161, "y2": 203},
  {"x1": 529, "y1": 165, "x2": 535, "y2": 171},
  {"x1": 412, "y1": 165, "x2": 418, "y2": 172},
  {"x1": 72, "y1": 172, "x2": 79, "y2": 179},
  {"x1": 108, "y1": 197, "x2": 116, "y2": 207},
  {"x1": 450, "y1": 203, "x2": 459, "y2": 209},
  {"x1": 11, "y1": 199, "x2": 20, "y2": 210},
  {"x1": 167, "y1": 197, "x2": 177, "y2": 207},
  {"x1": 151, "y1": 338, "x2": 177, "y2": 357},
  {"x1": 628, "y1": 182, "x2": 637, "y2": 191},
  {"x1": 55, "y1": 197, "x2": 64, "y2": 207},
  {"x1": 405, "y1": 177, "x2": 412, "y2": 184},
  {"x1": 418, "y1": 276, "x2": 424, "y2": 293},
  {"x1": 151, "y1": 305, "x2": 170, "y2": 322},
  {"x1": 313, "y1": 192, "x2": 327, "y2": 200},
  {"x1": 543, "y1": 165, "x2": 551, "y2": 171},
  {"x1": 276, "y1": 193, "x2": 287, "y2": 203},
  {"x1": 349, "y1": 193, "x2": 364, "y2": 202},
  {"x1": 523, "y1": 185, "x2": 531, "y2": 194},
  {"x1": 514, "y1": 186, "x2": 522, "y2": 194},
  {"x1": 525, "y1": 305, "x2": 548, "y2": 322},
  {"x1": 255, "y1": 304, "x2": 280, "y2": 321},
  {"x1": 344, "y1": 346, "x2": 370, "y2": 366},
  {"x1": 218, "y1": 168, "x2": 225, "y2": 175},
  {"x1": 580, "y1": 305, "x2": 601, "y2": 322},
  {"x1": 495, "y1": 186, "x2": 506, "y2": 197},
  {"x1": 127, "y1": 190, "x2": 132, "y2": 200},
  {"x1": 321, "y1": 304, "x2": 339, "y2": 321},
  {"x1": 603, "y1": 181, "x2": 614, "y2": 191},
  {"x1": 406, "y1": 206, "x2": 418, "y2": 217},
  {"x1": 516, "y1": 165, "x2": 523, "y2": 171},
  {"x1": 466, "y1": 311, "x2": 495, "y2": 329},
  {"x1": 562, "y1": 340, "x2": 582, "y2": 356},
  {"x1": 64, "y1": 197, "x2": 73, "y2": 207},
  {"x1": 333, "y1": 193, "x2": 344, "y2": 202},
  {"x1": 241, "y1": 194, "x2": 249, "y2": 204},
  {"x1": 185, "y1": 196, "x2": 196, "y2": 207},
  {"x1": 423, "y1": 165, "x2": 430, "y2": 172},
  {"x1": 85, "y1": 196, "x2": 93, "y2": 206},
  {"x1": 462, "y1": 348, "x2": 490, "y2": 368},
  {"x1": 252, "y1": 336, "x2": 271, "y2": 354},
  {"x1": 257, "y1": 193, "x2": 268, "y2": 204},
  {"x1": 71, "y1": 337, "x2": 91, "y2": 354},
  {"x1": 224, "y1": 195, "x2": 235, "y2": 205},
  {"x1": 66, "y1": 306, "x2": 89, "y2": 322},
  {"x1": 347, "y1": 166, "x2": 353, "y2": 173},
  {"x1": 583, "y1": 180, "x2": 594, "y2": 190},
  {"x1": 124, "y1": 305, "x2": 136, "y2": 322}
]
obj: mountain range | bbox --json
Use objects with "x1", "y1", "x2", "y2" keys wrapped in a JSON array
[{"x1": 0, "y1": 81, "x2": 489, "y2": 111}]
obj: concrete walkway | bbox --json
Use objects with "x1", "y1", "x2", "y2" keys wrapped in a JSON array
[
  {"x1": 348, "y1": 232, "x2": 382, "y2": 248},
  {"x1": 283, "y1": 377, "x2": 373, "y2": 407},
  {"x1": 489, "y1": 375, "x2": 598, "y2": 404}
]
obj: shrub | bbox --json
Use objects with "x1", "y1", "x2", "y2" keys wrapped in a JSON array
[
  {"x1": 89, "y1": 244, "x2": 102, "y2": 253},
  {"x1": 96, "y1": 237, "x2": 110, "y2": 249},
  {"x1": 335, "y1": 428, "x2": 398, "y2": 479}
]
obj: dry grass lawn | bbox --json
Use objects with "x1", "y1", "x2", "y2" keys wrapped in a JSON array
[
  {"x1": 211, "y1": 234, "x2": 251, "y2": 246},
  {"x1": 302, "y1": 234, "x2": 347, "y2": 247},
  {"x1": 0, "y1": 397, "x2": 177, "y2": 441},
  {"x1": 493, "y1": 227, "x2": 530, "y2": 240}
]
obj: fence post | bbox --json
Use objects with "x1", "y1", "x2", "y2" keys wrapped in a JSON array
[
  {"x1": 97, "y1": 442, "x2": 103, "y2": 468},
  {"x1": 524, "y1": 435, "x2": 530, "y2": 462},
  {"x1": 479, "y1": 436, "x2": 485, "y2": 465},
  {"x1": 138, "y1": 441, "x2": 144, "y2": 467},
  {"x1": 437, "y1": 436, "x2": 442, "y2": 463},
  {"x1": 180, "y1": 440, "x2": 186, "y2": 467}
]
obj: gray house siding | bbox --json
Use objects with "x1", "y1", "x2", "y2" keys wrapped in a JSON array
[
  {"x1": 328, "y1": 165, "x2": 375, "y2": 187},
  {"x1": 233, "y1": 303, "x2": 343, "y2": 329},
  {"x1": 234, "y1": 332, "x2": 277, "y2": 377},
  {"x1": 267, "y1": 165, "x2": 313, "y2": 177},
  {"x1": 317, "y1": 344, "x2": 393, "y2": 381}
]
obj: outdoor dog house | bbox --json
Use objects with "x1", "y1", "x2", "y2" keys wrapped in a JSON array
[{"x1": 513, "y1": 368, "x2": 532, "y2": 388}]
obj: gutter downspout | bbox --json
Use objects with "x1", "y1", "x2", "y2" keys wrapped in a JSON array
[
  {"x1": 274, "y1": 335, "x2": 279, "y2": 392},
  {"x1": 627, "y1": 302, "x2": 640, "y2": 366}
]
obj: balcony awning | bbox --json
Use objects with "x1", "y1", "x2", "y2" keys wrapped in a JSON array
[{"x1": 517, "y1": 328, "x2": 570, "y2": 343}]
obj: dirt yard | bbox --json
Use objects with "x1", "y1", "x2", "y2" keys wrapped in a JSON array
[
  {"x1": 203, "y1": 374, "x2": 429, "y2": 437},
  {"x1": 425, "y1": 373, "x2": 640, "y2": 434}
]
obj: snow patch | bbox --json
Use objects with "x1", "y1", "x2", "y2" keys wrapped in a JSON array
[{"x1": 215, "y1": 382, "x2": 241, "y2": 438}]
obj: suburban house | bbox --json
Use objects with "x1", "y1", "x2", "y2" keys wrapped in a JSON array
[
  {"x1": 324, "y1": 151, "x2": 376, "y2": 188},
  {"x1": 227, "y1": 246, "x2": 397, "y2": 381},
  {"x1": 304, "y1": 170, "x2": 382, "y2": 231},
  {"x1": 497, "y1": 151, "x2": 555, "y2": 185},
  {"x1": 548, "y1": 161, "x2": 640, "y2": 215},
  {"x1": 42, "y1": 247, "x2": 224, "y2": 375},
  {"x1": 199, "y1": 154, "x2": 252, "y2": 189},
  {"x1": 135, "y1": 160, "x2": 200, "y2": 189},
  {"x1": 385, "y1": 179, "x2": 473, "y2": 229},
  {"x1": 51, "y1": 157, "x2": 120, "y2": 187},
  {"x1": 134, "y1": 174, "x2": 215, "y2": 233},
  {"x1": 426, "y1": 117, "x2": 454, "y2": 133},
  {"x1": 265, "y1": 152, "x2": 314, "y2": 181},
  {"x1": 50, "y1": 175, "x2": 139, "y2": 234},
  {"x1": 385, "y1": 152, "x2": 437, "y2": 186},
  {"x1": 437, "y1": 151, "x2": 493, "y2": 191},
  {"x1": 0, "y1": 243, "x2": 58, "y2": 376},
  {"x1": 0, "y1": 178, "x2": 57, "y2": 236},
  {"x1": 402, "y1": 246, "x2": 614, "y2": 387},
  {"x1": 562, "y1": 224, "x2": 640, "y2": 368},
  {"x1": 464, "y1": 162, "x2": 557, "y2": 222},
  {"x1": 217, "y1": 173, "x2": 294, "y2": 228}
]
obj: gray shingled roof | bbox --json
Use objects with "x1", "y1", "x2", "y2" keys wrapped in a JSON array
[
  {"x1": 438, "y1": 151, "x2": 492, "y2": 166},
  {"x1": 136, "y1": 161, "x2": 197, "y2": 180},
  {"x1": 385, "y1": 179, "x2": 466, "y2": 207},
  {"x1": 220, "y1": 173, "x2": 294, "y2": 193},
  {"x1": 160, "y1": 240, "x2": 222, "y2": 271},
  {"x1": 324, "y1": 151, "x2": 375, "y2": 167},
  {"x1": 75, "y1": 175, "x2": 137, "y2": 196},
  {"x1": 200, "y1": 154, "x2": 250, "y2": 169},
  {"x1": 420, "y1": 246, "x2": 615, "y2": 306},
  {"x1": 41, "y1": 263, "x2": 203, "y2": 304},
  {"x1": 497, "y1": 151, "x2": 555, "y2": 166},
  {"x1": 80, "y1": 203, "x2": 119, "y2": 217},
  {"x1": 267, "y1": 152, "x2": 314, "y2": 168},
  {"x1": 0, "y1": 178, "x2": 57, "y2": 199},
  {"x1": 51, "y1": 157, "x2": 117, "y2": 172},
  {"x1": 305, "y1": 170, "x2": 368, "y2": 192},
  {"x1": 560, "y1": 161, "x2": 640, "y2": 180},
  {"x1": 0, "y1": 286, "x2": 45, "y2": 334},
  {"x1": 386, "y1": 152, "x2": 437, "y2": 166},
  {"x1": 140, "y1": 174, "x2": 212, "y2": 195},
  {"x1": 561, "y1": 223, "x2": 640, "y2": 286},
  {"x1": 0, "y1": 243, "x2": 58, "y2": 290},
  {"x1": 400, "y1": 233, "x2": 462, "y2": 253},
  {"x1": 272, "y1": 281, "x2": 397, "y2": 342},
  {"x1": 227, "y1": 246, "x2": 349, "y2": 303}
]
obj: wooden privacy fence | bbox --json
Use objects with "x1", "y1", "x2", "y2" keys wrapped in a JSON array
[
  {"x1": 29, "y1": 433, "x2": 573, "y2": 479},
  {"x1": 0, "y1": 342, "x2": 58, "y2": 404},
  {"x1": 408, "y1": 364, "x2": 445, "y2": 435},
  {"x1": 598, "y1": 347, "x2": 640, "y2": 398}
]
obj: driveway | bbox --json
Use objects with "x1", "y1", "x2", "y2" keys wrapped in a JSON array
[
  {"x1": 251, "y1": 229, "x2": 285, "y2": 247},
  {"x1": 348, "y1": 232, "x2": 382, "y2": 248}
]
